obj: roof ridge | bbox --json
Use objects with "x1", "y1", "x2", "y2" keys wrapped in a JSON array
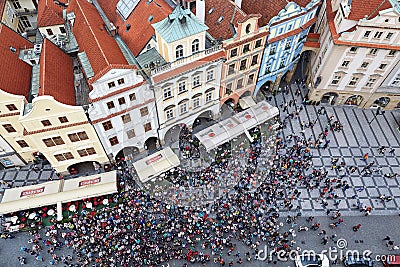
[{"x1": 76, "y1": 0, "x2": 110, "y2": 66}]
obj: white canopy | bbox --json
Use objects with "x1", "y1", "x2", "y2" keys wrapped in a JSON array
[
  {"x1": 238, "y1": 96, "x2": 257, "y2": 109},
  {"x1": 0, "y1": 171, "x2": 118, "y2": 215},
  {"x1": 133, "y1": 147, "x2": 180, "y2": 183},
  {"x1": 195, "y1": 100, "x2": 279, "y2": 151}
]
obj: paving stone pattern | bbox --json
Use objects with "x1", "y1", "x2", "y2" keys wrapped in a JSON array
[{"x1": 272, "y1": 84, "x2": 400, "y2": 216}]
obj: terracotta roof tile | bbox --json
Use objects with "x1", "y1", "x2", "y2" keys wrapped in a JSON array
[
  {"x1": 348, "y1": 0, "x2": 393, "y2": 20},
  {"x1": 97, "y1": 0, "x2": 173, "y2": 56},
  {"x1": 240, "y1": 0, "x2": 312, "y2": 27},
  {"x1": 193, "y1": 0, "x2": 247, "y2": 40},
  {"x1": 37, "y1": 0, "x2": 66, "y2": 27},
  {"x1": 39, "y1": 39, "x2": 75, "y2": 106},
  {"x1": 0, "y1": 23, "x2": 33, "y2": 98},
  {"x1": 67, "y1": 0, "x2": 128, "y2": 79}
]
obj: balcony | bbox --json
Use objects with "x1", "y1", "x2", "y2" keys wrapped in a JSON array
[{"x1": 15, "y1": 9, "x2": 37, "y2": 17}]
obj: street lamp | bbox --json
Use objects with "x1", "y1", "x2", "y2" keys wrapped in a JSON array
[{"x1": 368, "y1": 107, "x2": 385, "y2": 125}]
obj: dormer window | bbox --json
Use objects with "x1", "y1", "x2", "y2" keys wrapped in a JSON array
[
  {"x1": 192, "y1": 39, "x2": 199, "y2": 54},
  {"x1": 245, "y1": 24, "x2": 251, "y2": 34},
  {"x1": 176, "y1": 45, "x2": 184, "y2": 59}
]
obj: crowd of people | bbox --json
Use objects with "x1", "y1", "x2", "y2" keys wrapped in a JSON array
[{"x1": 13, "y1": 81, "x2": 399, "y2": 266}]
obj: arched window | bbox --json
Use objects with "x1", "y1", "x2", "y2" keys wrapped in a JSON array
[
  {"x1": 245, "y1": 24, "x2": 251, "y2": 34},
  {"x1": 176, "y1": 45, "x2": 184, "y2": 59},
  {"x1": 192, "y1": 39, "x2": 199, "y2": 54}
]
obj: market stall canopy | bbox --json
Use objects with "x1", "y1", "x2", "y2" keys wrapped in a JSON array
[
  {"x1": 195, "y1": 101, "x2": 279, "y2": 151},
  {"x1": 133, "y1": 147, "x2": 180, "y2": 183},
  {"x1": 238, "y1": 96, "x2": 257, "y2": 110},
  {"x1": 0, "y1": 171, "x2": 118, "y2": 215}
]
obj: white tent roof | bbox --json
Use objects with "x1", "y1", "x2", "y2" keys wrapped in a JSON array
[
  {"x1": 133, "y1": 147, "x2": 180, "y2": 183},
  {"x1": 238, "y1": 96, "x2": 257, "y2": 109},
  {"x1": 0, "y1": 171, "x2": 118, "y2": 215},
  {"x1": 195, "y1": 101, "x2": 279, "y2": 151}
]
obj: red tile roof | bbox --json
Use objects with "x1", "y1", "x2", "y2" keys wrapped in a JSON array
[
  {"x1": 348, "y1": 0, "x2": 393, "y2": 21},
  {"x1": 193, "y1": 0, "x2": 247, "y2": 40},
  {"x1": 0, "y1": 23, "x2": 33, "y2": 98},
  {"x1": 67, "y1": 0, "x2": 128, "y2": 81},
  {"x1": 97, "y1": 0, "x2": 173, "y2": 56},
  {"x1": 240, "y1": 0, "x2": 312, "y2": 27},
  {"x1": 37, "y1": 0, "x2": 66, "y2": 27},
  {"x1": 39, "y1": 39, "x2": 75, "y2": 106}
]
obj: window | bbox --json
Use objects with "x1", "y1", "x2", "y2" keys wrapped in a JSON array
[
  {"x1": 144, "y1": 122, "x2": 152, "y2": 132},
  {"x1": 365, "y1": 78, "x2": 376, "y2": 87},
  {"x1": 265, "y1": 63, "x2": 272, "y2": 74},
  {"x1": 230, "y1": 48, "x2": 238, "y2": 58},
  {"x1": 178, "y1": 81, "x2": 187, "y2": 94},
  {"x1": 192, "y1": 39, "x2": 199, "y2": 53},
  {"x1": 331, "y1": 75, "x2": 341, "y2": 85},
  {"x1": 243, "y1": 44, "x2": 250, "y2": 54},
  {"x1": 41, "y1": 120, "x2": 52, "y2": 126},
  {"x1": 68, "y1": 131, "x2": 89, "y2": 142},
  {"x1": 58, "y1": 116, "x2": 68, "y2": 123},
  {"x1": 247, "y1": 74, "x2": 255, "y2": 85},
  {"x1": 251, "y1": 55, "x2": 258, "y2": 66},
  {"x1": 348, "y1": 76, "x2": 359, "y2": 86},
  {"x1": 129, "y1": 93, "x2": 136, "y2": 101},
  {"x1": 108, "y1": 81, "x2": 115, "y2": 88},
  {"x1": 107, "y1": 101, "x2": 115, "y2": 109},
  {"x1": 2, "y1": 124, "x2": 16, "y2": 133},
  {"x1": 42, "y1": 136, "x2": 65, "y2": 147},
  {"x1": 270, "y1": 44, "x2": 276, "y2": 55},
  {"x1": 386, "y1": 32, "x2": 393, "y2": 40},
  {"x1": 237, "y1": 79, "x2": 244, "y2": 89},
  {"x1": 389, "y1": 50, "x2": 397, "y2": 56},
  {"x1": 341, "y1": 60, "x2": 350, "y2": 67},
  {"x1": 228, "y1": 64, "x2": 235, "y2": 75},
  {"x1": 193, "y1": 97, "x2": 200, "y2": 109},
  {"x1": 349, "y1": 47, "x2": 358, "y2": 53},
  {"x1": 379, "y1": 63, "x2": 387, "y2": 70},
  {"x1": 166, "y1": 108, "x2": 174, "y2": 119},
  {"x1": 118, "y1": 97, "x2": 126, "y2": 105},
  {"x1": 16, "y1": 140, "x2": 29, "y2": 148},
  {"x1": 77, "y1": 147, "x2": 96, "y2": 157},
  {"x1": 163, "y1": 87, "x2": 172, "y2": 100},
  {"x1": 54, "y1": 152, "x2": 74, "y2": 161},
  {"x1": 206, "y1": 92, "x2": 213, "y2": 103},
  {"x1": 127, "y1": 129, "x2": 136, "y2": 139},
  {"x1": 176, "y1": 45, "x2": 184, "y2": 59},
  {"x1": 59, "y1": 26, "x2": 66, "y2": 34},
  {"x1": 46, "y1": 28, "x2": 54, "y2": 36},
  {"x1": 369, "y1": 48, "x2": 378, "y2": 55},
  {"x1": 11, "y1": 0, "x2": 22, "y2": 9},
  {"x1": 121, "y1": 113, "x2": 131, "y2": 123},
  {"x1": 225, "y1": 83, "x2": 232, "y2": 95},
  {"x1": 6, "y1": 104, "x2": 17, "y2": 111},
  {"x1": 240, "y1": 59, "x2": 247, "y2": 71},
  {"x1": 255, "y1": 39, "x2": 262, "y2": 48},
  {"x1": 117, "y1": 78, "x2": 125, "y2": 85},
  {"x1": 374, "y1": 32, "x2": 383, "y2": 39},
  {"x1": 102, "y1": 121, "x2": 113, "y2": 131},
  {"x1": 179, "y1": 102, "x2": 188, "y2": 114},
  {"x1": 360, "y1": 62, "x2": 369, "y2": 68},
  {"x1": 391, "y1": 77, "x2": 400, "y2": 86},
  {"x1": 109, "y1": 136, "x2": 119, "y2": 146},
  {"x1": 245, "y1": 24, "x2": 251, "y2": 34},
  {"x1": 285, "y1": 39, "x2": 291, "y2": 50},
  {"x1": 363, "y1": 31, "x2": 371, "y2": 38},
  {"x1": 193, "y1": 75, "x2": 200, "y2": 87},
  {"x1": 206, "y1": 70, "x2": 214, "y2": 82},
  {"x1": 140, "y1": 107, "x2": 149, "y2": 117}
]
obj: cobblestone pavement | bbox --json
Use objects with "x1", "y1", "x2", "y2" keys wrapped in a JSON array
[{"x1": 272, "y1": 84, "x2": 400, "y2": 216}]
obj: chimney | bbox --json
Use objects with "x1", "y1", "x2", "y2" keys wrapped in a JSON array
[
  {"x1": 196, "y1": 0, "x2": 205, "y2": 23},
  {"x1": 235, "y1": 0, "x2": 242, "y2": 8}
]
